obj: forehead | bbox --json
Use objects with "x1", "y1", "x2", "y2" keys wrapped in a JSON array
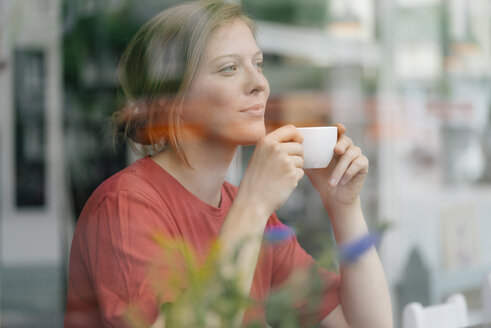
[{"x1": 204, "y1": 19, "x2": 259, "y2": 58}]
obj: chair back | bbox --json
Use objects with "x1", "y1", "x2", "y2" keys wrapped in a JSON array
[{"x1": 403, "y1": 293, "x2": 468, "y2": 328}]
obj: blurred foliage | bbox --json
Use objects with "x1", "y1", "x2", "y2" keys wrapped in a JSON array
[
  {"x1": 242, "y1": 0, "x2": 328, "y2": 28},
  {"x1": 63, "y1": 0, "x2": 141, "y2": 109},
  {"x1": 147, "y1": 235, "x2": 253, "y2": 327},
  {"x1": 124, "y1": 233, "x2": 339, "y2": 328},
  {"x1": 62, "y1": 0, "x2": 145, "y2": 217}
]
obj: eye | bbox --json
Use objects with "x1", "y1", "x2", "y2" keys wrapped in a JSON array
[
  {"x1": 220, "y1": 64, "x2": 238, "y2": 74},
  {"x1": 254, "y1": 61, "x2": 264, "y2": 72}
]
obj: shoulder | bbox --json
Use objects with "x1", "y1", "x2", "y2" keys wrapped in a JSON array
[
  {"x1": 74, "y1": 164, "x2": 179, "y2": 247},
  {"x1": 79, "y1": 157, "x2": 167, "y2": 220},
  {"x1": 107, "y1": 157, "x2": 162, "y2": 194}
]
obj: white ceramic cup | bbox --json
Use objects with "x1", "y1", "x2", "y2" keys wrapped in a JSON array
[{"x1": 297, "y1": 126, "x2": 338, "y2": 169}]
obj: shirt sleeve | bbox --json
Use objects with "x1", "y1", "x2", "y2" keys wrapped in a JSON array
[
  {"x1": 82, "y1": 189, "x2": 181, "y2": 327},
  {"x1": 268, "y1": 213, "x2": 341, "y2": 327}
]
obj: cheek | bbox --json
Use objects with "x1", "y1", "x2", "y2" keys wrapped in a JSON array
[
  {"x1": 202, "y1": 79, "x2": 237, "y2": 109},
  {"x1": 182, "y1": 84, "x2": 236, "y2": 123},
  {"x1": 208, "y1": 90, "x2": 235, "y2": 111},
  {"x1": 193, "y1": 82, "x2": 237, "y2": 115}
]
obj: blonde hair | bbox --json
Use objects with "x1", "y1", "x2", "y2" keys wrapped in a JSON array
[{"x1": 113, "y1": 0, "x2": 255, "y2": 167}]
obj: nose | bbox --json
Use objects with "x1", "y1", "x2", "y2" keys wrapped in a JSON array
[{"x1": 245, "y1": 64, "x2": 268, "y2": 95}]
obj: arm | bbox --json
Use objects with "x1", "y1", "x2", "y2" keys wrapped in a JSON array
[
  {"x1": 218, "y1": 124, "x2": 305, "y2": 325},
  {"x1": 151, "y1": 197, "x2": 271, "y2": 328},
  {"x1": 153, "y1": 124, "x2": 305, "y2": 327},
  {"x1": 306, "y1": 124, "x2": 392, "y2": 328},
  {"x1": 318, "y1": 198, "x2": 391, "y2": 328}
]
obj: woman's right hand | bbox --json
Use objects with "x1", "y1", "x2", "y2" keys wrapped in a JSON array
[{"x1": 237, "y1": 124, "x2": 304, "y2": 217}]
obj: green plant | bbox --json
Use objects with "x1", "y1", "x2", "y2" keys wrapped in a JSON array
[
  {"x1": 125, "y1": 221, "x2": 392, "y2": 327},
  {"x1": 130, "y1": 232, "x2": 341, "y2": 327}
]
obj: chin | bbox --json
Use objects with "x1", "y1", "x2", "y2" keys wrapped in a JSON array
[
  {"x1": 242, "y1": 131, "x2": 266, "y2": 146},
  {"x1": 233, "y1": 124, "x2": 266, "y2": 146}
]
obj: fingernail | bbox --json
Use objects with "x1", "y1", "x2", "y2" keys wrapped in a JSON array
[{"x1": 330, "y1": 178, "x2": 337, "y2": 186}]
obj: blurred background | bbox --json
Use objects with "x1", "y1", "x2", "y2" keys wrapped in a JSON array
[{"x1": 0, "y1": 0, "x2": 490, "y2": 327}]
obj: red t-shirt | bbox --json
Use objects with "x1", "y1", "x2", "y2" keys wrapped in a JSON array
[{"x1": 64, "y1": 156, "x2": 340, "y2": 327}]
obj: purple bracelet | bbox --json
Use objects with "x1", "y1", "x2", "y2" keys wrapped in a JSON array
[
  {"x1": 264, "y1": 225, "x2": 295, "y2": 242},
  {"x1": 264, "y1": 224, "x2": 385, "y2": 263},
  {"x1": 337, "y1": 232, "x2": 381, "y2": 263}
]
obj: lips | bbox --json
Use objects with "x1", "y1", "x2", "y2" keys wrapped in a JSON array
[{"x1": 239, "y1": 104, "x2": 265, "y2": 116}]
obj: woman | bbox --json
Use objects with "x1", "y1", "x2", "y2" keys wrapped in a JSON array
[{"x1": 64, "y1": 0, "x2": 392, "y2": 327}]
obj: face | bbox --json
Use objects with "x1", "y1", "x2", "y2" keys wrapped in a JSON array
[{"x1": 180, "y1": 19, "x2": 270, "y2": 146}]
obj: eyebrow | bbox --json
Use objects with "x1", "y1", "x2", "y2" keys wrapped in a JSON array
[{"x1": 211, "y1": 50, "x2": 263, "y2": 63}]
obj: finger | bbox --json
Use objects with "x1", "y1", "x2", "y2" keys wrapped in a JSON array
[
  {"x1": 329, "y1": 146, "x2": 361, "y2": 186},
  {"x1": 268, "y1": 124, "x2": 303, "y2": 143},
  {"x1": 334, "y1": 123, "x2": 346, "y2": 138},
  {"x1": 334, "y1": 135, "x2": 353, "y2": 156},
  {"x1": 339, "y1": 155, "x2": 369, "y2": 185},
  {"x1": 295, "y1": 167, "x2": 305, "y2": 182},
  {"x1": 291, "y1": 155, "x2": 304, "y2": 169},
  {"x1": 276, "y1": 142, "x2": 304, "y2": 157}
]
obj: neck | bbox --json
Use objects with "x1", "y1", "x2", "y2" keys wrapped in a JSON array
[{"x1": 152, "y1": 137, "x2": 238, "y2": 208}]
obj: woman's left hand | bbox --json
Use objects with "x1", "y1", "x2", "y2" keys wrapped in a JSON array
[{"x1": 305, "y1": 123, "x2": 369, "y2": 207}]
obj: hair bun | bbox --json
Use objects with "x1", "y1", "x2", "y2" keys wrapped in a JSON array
[{"x1": 113, "y1": 102, "x2": 153, "y2": 145}]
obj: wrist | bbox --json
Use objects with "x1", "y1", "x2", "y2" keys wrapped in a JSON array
[
  {"x1": 337, "y1": 231, "x2": 381, "y2": 263},
  {"x1": 322, "y1": 195, "x2": 361, "y2": 216},
  {"x1": 321, "y1": 197, "x2": 369, "y2": 244},
  {"x1": 233, "y1": 190, "x2": 272, "y2": 224}
]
